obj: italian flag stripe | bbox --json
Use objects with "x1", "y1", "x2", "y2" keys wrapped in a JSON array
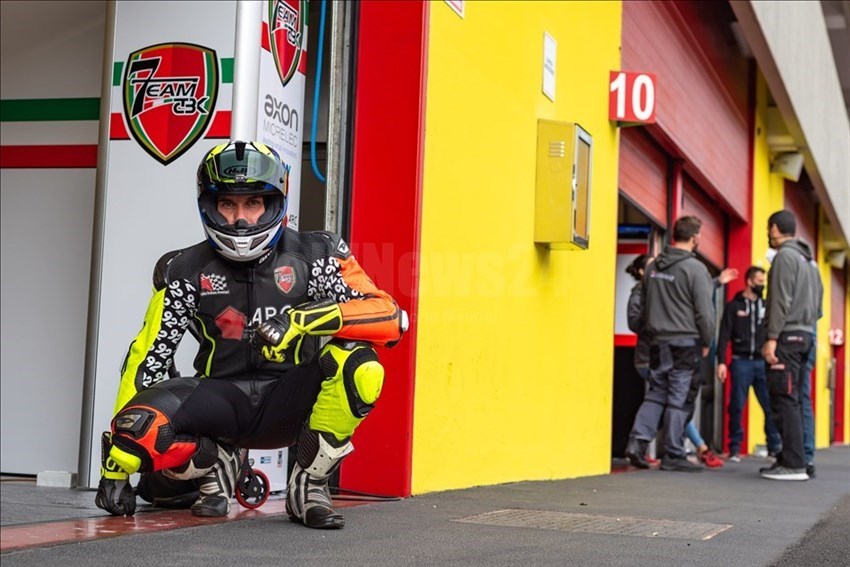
[
  {"x1": 0, "y1": 98, "x2": 100, "y2": 122},
  {"x1": 0, "y1": 144, "x2": 97, "y2": 168}
]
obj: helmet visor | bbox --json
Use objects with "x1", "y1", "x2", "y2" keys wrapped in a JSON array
[{"x1": 203, "y1": 146, "x2": 285, "y2": 194}]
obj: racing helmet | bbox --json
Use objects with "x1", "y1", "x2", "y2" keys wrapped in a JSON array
[{"x1": 197, "y1": 141, "x2": 288, "y2": 262}]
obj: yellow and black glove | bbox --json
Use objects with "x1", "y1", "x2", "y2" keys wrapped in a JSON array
[
  {"x1": 252, "y1": 299, "x2": 343, "y2": 364},
  {"x1": 94, "y1": 432, "x2": 137, "y2": 516}
]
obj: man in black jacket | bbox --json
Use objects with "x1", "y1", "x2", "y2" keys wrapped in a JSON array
[
  {"x1": 625, "y1": 216, "x2": 715, "y2": 472},
  {"x1": 717, "y1": 266, "x2": 781, "y2": 461},
  {"x1": 760, "y1": 210, "x2": 822, "y2": 481}
]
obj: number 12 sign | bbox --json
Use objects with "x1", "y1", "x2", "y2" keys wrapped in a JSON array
[{"x1": 609, "y1": 71, "x2": 657, "y2": 125}]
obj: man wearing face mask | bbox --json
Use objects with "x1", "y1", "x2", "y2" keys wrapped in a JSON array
[
  {"x1": 716, "y1": 266, "x2": 781, "y2": 462},
  {"x1": 625, "y1": 215, "x2": 715, "y2": 472},
  {"x1": 760, "y1": 210, "x2": 823, "y2": 481}
]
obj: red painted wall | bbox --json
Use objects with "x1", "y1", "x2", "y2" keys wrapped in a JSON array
[{"x1": 340, "y1": 0, "x2": 428, "y2": 497}]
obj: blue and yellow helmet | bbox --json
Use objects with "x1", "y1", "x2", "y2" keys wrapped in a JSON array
[{"x1": 196, "y1": 140, "x2": 288, "y2": 262}]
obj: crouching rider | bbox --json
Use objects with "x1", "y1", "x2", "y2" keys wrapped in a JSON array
[{"x1": 95, "y1": 140, "x2": 406, "y2": 528}]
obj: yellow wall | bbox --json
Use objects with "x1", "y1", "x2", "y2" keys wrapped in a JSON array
[
  {"x1": 746, "y1": 72, "x2": 785, "y2": 453},
  {"x1": 413, "y1": 1, "x2": 621, "y2": 493},
  {"x1": 814, "y1": 209, "x2": 833, "y2": 450}
]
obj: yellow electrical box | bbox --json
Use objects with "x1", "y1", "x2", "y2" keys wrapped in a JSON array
[{"x1": 534, "y1": 120, "x2": 593, "y2": 249}]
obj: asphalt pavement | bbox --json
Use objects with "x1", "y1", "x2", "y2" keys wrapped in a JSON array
[{"x1": 2, "y1": 446, "x2": 849, "y2": 566}]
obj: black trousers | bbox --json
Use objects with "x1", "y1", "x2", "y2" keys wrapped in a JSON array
[
  {"x1": 135, "y1": 361, "x2": 323, "y2": 506},
  {"x1": 766, "y1": 331, "x2": 812, "y2": 470}
]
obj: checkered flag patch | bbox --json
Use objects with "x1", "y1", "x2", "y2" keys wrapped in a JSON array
[{"x1": 200, "y1": 273, "x2": 228, "y2": 292}]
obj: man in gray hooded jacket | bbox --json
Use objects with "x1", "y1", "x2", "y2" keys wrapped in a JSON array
[
  {"x1": 625, "y1": 216, "x2": 715, "y2": 472},
  {"x1": 760, "y1": 210, "x2": 823, "y2": 481}
]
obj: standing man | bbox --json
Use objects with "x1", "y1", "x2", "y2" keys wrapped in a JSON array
[
  {"x1": 717, "y1": 266, "x2": 782, "y2": 461},
  {"x1": 760, "y1": 210, "x2": 823, "y2": 481},
  {"x1": 625, "y1": 216, "x2": 715, "y2": 472}
]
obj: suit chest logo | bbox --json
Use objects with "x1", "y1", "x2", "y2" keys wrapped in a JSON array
[{"x1": 274, "y1": 265, "x2": 296, "y2": 294}]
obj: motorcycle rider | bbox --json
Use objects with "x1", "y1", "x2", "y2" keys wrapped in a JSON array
[{"x1": 95, "y1": 140, "x2": 406, "y2": 528}]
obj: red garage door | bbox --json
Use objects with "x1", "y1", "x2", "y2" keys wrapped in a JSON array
[
  {"x1": 784, "y1": 176, "x2": 818, "y2": 253},
  {"x1": 619, "y1": 128, "x2": 669, "y2": 227},
  {"x1": 681, "y1": 175, "x2": 725, "y2": 269},
  {"x1": 622, "y1": 0, "x2": 750, "y2": 221}
]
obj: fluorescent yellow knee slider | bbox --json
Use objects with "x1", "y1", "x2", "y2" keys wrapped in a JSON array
[
  {"x1": 354, "y1": 360, "x2": 384, "y2": 404},
  {"x1": 309, "y1": 342, "x2": 384, "y2": 442}
]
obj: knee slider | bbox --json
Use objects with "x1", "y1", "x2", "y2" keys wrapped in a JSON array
[
  {"x1": 320, "y1": 342, "x2": 384, "y2": 418},
  {"x1": 111, "y1": 395, "x2": 197, "y2": 474}
]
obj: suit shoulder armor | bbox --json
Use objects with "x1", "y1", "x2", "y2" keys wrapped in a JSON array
[
  {"x1": 153, "y1": 241, "x2": 217, "y2": 289},
  {"x1": 282, "y1": 229, "x2": 351, "y2": 262}
]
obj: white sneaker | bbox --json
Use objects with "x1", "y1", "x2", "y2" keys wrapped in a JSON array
[
  {"x1": 761, "y1": 466, "x2": 809, "y2": 481},
  {"x1": 728, "y1": 453, "x2": 741, "y2": 463}
]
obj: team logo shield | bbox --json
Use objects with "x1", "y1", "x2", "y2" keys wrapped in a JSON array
[
  {"x1": 268, "y1": 0, "x2": 305, "y2": 87},
  {"x1": 275, "y1": 265, "x2": 296, "y2": 294},
  {"x1": 122, "y1": 42, "x2": 219, "y2": 165}
]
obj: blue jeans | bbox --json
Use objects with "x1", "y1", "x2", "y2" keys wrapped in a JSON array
[
  {"x1": 728, "y1": 358, "x2": 782, "y2": 455},
  {"x1": 685, "y1": 421, "x2": 704, "y2": 448},
  {"x1": 801, "y1": 338, "x2": 816, "y2": 464}
]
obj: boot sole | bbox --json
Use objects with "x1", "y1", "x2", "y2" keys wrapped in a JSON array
[{"x1": 305, "y1": 517, "x2": 345, "y2": 529}]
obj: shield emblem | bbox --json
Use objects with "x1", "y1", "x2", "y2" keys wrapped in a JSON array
[
  {"x1": 275, "y1": 266, "x2": 296, "y2": 294},
  {"x1": 122, "y1": 42, "x2": 219, "y2": 165},
  {"x1": 268, "y1": 0, "x2": 306, "y2": 87}
]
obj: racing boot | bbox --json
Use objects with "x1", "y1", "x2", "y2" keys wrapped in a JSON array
[
  {"x1": 286, "y1": 428, "x2": 354, "y2": 529},
  {"x1": 163, "y1": 439, "x2": 241, "y2": 517}
]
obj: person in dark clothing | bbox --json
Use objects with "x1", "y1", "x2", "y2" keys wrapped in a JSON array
[
  {"x1": 760, "y1": 210, "x2": 823, "y2": 481},
  {"x1": 626, "y1": 254, "x2": 652, "y2": 379},
  {"x1": 626, "y1": 254, "x2": 724, "y2": 469},
  {"x1": 625, "y1": 216, "x2": 715, "y2": 473},
  {"x1": 717, "y1": 265, "x2": 782, "y2": 461}
]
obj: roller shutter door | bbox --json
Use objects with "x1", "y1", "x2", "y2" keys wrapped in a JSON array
[
  {"x1": 618, "y1": 128, "x2": 668, "y2": 227},
  {"x1": 681, "y1": 175, "x2": 725, "y2": 269}
]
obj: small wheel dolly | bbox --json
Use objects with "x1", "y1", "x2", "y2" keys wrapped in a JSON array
[{"x1": 234, "y1": 450, "x2": 271, "y2": 510}]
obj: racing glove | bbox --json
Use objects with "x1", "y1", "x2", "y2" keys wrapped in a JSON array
[
  {"x1": 95, "y1": 433, "x2": 137, "y2": 516},
  {"x1": 252, "y1": 299, "x2": 343, "y2": 364}
]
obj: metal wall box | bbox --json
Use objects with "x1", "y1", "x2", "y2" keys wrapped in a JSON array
[{"x1": 534, "y1": 120, "x2": 593, "y2": 249}]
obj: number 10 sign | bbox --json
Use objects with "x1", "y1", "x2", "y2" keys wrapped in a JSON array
[{"x1": 609, "y1": 71, "x2": 657, "y2": 125}]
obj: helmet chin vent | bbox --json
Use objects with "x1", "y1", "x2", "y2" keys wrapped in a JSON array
[{"x1": 251, "y1": 236, "x2": 267, "y2": 248}]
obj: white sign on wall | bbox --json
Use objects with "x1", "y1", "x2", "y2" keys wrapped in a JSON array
[
  {"x1": 543, "y1": 32, "x2": 556, "y2": 102},
  {"x1": 445, "y1": 0, "x2": 464, "y2": 19}
]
